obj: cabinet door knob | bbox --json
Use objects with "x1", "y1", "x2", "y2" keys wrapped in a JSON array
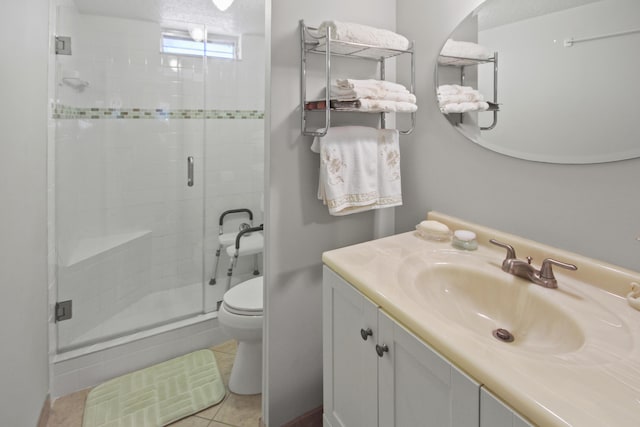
[
  {"x1": 360, "y1": 328, "x2": 373, "y2": 341},
  {"x1": 376, "y1": 344, "x2": 389, "y2": 357}
]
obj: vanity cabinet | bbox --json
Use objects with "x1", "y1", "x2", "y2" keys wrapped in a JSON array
[
  {"x1": 480, "y1": 388, "x2": 533, "y2": 427},
  {"x1": 323, "y1": 266, "x2": 379, "y2": 427},
  {"x1": 323, "y1": 266, "x2": 480, "y2": 427}
]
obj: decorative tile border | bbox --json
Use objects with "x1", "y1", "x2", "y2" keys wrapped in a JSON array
[{"x1": 52, "y1": 104, "x2": 264, "y2": 120}]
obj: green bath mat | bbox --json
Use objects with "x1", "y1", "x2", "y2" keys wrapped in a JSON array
[{"x1": 83, "y1": 349, "x2": 226, "y2": 427}]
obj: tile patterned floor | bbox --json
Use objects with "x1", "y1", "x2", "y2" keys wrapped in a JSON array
[{"x1": 47, "y1": 340, "x2": 262, "y2": 427}]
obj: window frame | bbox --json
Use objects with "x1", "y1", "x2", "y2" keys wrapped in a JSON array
[{"x1": 161, "y1": 29, "x2": 240, "y2": 60}]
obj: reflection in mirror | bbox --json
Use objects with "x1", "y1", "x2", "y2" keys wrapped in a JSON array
[{"x1": 436, "y1": 0, "x2": 640, "y2": 164}]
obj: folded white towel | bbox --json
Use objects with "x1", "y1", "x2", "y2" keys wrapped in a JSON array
[
  {"x1": 310, "y1": 126, "x2": 402, "y2": 216},
  {"x1": 330, "y1": 85, "x2": 417, "y2": 103},
  {"x1": 436, "y1": 84, "x2": 460, "y2": 96},
  {"x1": 317, "y1": 21, "x2": 410, "y2": 51},
  {"x1": 440, "y1": 101, "x2": 489, "y2": 114},
  {"x1": 440, "y1": 39, "x2": 492, "y2": 60},
  {"x1": 332, "y1": 99, "x2": 418, "y2": 113},
  {"x1": 438, "y1": 92, "x2": 484, "y2": 107},
  {"x1": 437, "y1": 84, "x2": 487, "y2": 111},
  {"x1": 330, "y1": 85, "x2": 379, "y2": 100},
  {"x1": 392, "y1": 101, "x2": 419, "y2": 113},
  {"x1": 437, "y1": 84, "x2": 477, "y2": 96},
  {"x1": 336, "y1": 79, "x2": 409, "y2": 94},
  {"x1": 357, "y1": 99, "x2": 417, "y2": 113}
]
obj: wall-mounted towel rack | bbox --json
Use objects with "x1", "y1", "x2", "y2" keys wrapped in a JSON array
[
  {"x1": 437, "y1": 52, "x2": 498, "y2": 131},
  {"x1": 299, "y1": 20, "x2": 415, "y2": 137},
  {"x1": 564, "y1": 27, "x2": 640, "y2": 47}
]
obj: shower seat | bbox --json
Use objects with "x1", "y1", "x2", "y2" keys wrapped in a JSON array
[
  {"x1": 210, "y1": 209, "x2": 263, "y2": 285},
  {"x1": 226, "y1": 223, "x2": 264, "y2": 289}
]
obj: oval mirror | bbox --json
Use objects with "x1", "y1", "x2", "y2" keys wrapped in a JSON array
[{"x1": 436, "y1": 0, "x2": 640, "y2": 164}]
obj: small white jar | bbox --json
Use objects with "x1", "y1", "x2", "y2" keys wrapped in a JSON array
[{"x1": 452, "y1": 229, "x2": 478, "y2": 250}]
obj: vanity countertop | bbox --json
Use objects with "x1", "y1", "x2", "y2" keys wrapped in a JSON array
[{"x1": 322, "y1": 212, "x2": 640, "y2": 427}]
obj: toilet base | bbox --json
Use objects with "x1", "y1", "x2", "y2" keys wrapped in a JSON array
[{"x1": 229, "y1": 340, "x2": 262, "y2": 395}]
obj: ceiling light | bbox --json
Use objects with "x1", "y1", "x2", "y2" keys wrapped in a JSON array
[
  {"x1": 189, "y1": 27, "x2": 205, "y2": 42},
  {"x1": 212, "y1": 0, "x2": 234, "y2": 12}
]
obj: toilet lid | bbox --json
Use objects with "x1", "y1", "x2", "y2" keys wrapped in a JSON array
[{"x1": 223, "y1": 277, "x2": 263, "y2": 315}]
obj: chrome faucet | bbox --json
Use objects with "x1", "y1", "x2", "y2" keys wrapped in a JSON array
[{"x1": 489, "y1": 239, "x2": 577, "y2": 289}]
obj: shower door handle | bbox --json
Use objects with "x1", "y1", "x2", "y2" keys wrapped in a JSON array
[{"x1": 187, "y1": 156, "x2": 194, "y2": 187}]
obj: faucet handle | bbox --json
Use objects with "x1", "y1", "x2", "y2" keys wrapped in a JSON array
[
  {"x1": 489, "y1": 239, "x2": 517, "y2": 260},
  {"x1": 539, "y1": 258, "x2": 578, "y2": 280}
]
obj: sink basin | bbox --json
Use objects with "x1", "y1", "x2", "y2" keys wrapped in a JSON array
[{"x1": 399, "y1": 256, "x2": 586, "y2": 355}]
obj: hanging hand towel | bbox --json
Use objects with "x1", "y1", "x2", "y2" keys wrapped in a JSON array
[{"x1": 310, "y1": 126, "x2": 402, "y2": 216}]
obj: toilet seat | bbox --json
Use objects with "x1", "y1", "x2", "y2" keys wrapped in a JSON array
[{"x1": 223, "y1": 277, "x2": 263, "y2": 316}]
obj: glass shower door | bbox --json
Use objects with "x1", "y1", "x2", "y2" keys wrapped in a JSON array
[{"x1": 54, "y1": 4, "x2": 207, "y2": 351}]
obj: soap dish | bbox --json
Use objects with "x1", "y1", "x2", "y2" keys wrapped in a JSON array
[{"x1": 415, "y1": 220, "x2": 452, "y2": 241}]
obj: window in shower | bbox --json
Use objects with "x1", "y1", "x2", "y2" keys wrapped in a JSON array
[{"x1": 162, "y1": 30, "x2": 239, "y2": 59}]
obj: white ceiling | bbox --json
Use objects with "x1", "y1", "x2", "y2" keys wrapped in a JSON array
[
  {"x1": 73, "y1": 0, "x2": 265, "y2": 35},
  {"x1": 73, "y1": 0, "x2": 602, "y2": 38},
  {"x1": 477, "y1": 0, "x2": 603, "y2": 30}
]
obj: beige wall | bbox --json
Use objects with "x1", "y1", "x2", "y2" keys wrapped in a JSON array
[{"x1": 0, "y1": 0, "x2": 50, "y2": 424}]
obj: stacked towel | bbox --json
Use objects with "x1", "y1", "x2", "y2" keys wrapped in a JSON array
[
  {"x1": 440, "y1": 39, "x2": 492, "y2": 60},
  {"x1": 317, "y1": 21, "x2": 410, "y2": 51},
  {"x1": 329, "y1": 79, "x2": 418, "y2": 112},
  {"x1": 332, "y1": 99, "x2": 418, "y2": 113},
  {"x1": 440, "y1": 102, "x2": 489, "y2": 114},
  {"x1": 437, "y1": 85, "x2": 489, "y2": 114},
  {"x1": 310, "y1": 126, "x2": 402, "y2": 216},
  {"x1": 331, "y1": 85, "x2": 417, "y2": 103},
  {"x1": 336, "y1": 79, "x2": 408, "y2": 93},
  {"x1": 437, "y1": 84, "x2": 478, "y2": 96}
]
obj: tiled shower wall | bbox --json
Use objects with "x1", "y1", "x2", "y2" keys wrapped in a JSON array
[{"x1": 53, "y1": 2, "x2": 264, "y2": 350}]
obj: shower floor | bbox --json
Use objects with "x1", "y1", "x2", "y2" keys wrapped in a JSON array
[
  {"x1": 59, "y1": 271, "x2": 256, "y2": 352},
  {"x1": 60, "y1": 282, "x2": 206, "y2": 351}
]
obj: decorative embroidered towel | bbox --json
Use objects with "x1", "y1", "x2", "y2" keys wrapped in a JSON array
[
  {"x1": 310, "y1": 126, "x2": 402, "y2": 216},
  {"x1": 317, "y1": 21, "x2": 410, "y2": 51}
]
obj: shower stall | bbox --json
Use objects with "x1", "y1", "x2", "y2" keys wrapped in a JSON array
[{"x1": 49, "y1": 0, "x2": 265, "y2": 395}]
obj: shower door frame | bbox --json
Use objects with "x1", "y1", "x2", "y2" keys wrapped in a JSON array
[{"x1": 49, "y1": 4, "x2": 211, "y2": 354}]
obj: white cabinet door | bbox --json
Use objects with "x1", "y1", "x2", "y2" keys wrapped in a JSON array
[
  {"x1": 480, "y1": 388, "x2": 533, "y2": 427},
  {"x1": 377, "y1": 311, "x2": 480, "y2": 427},
  {"x1": 323, "y1": 266, "x2": 379, "y2": 427}
]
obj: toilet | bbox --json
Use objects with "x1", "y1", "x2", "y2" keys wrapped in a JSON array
[{"x1": 218, "y1": 276, "x2": 264, "y2": 395}]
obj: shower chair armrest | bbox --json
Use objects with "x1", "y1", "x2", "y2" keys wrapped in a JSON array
[
  {"x1": 218, "y1": 208, "x2": 254, "y2": 233},
  {"x1": 234, "y1": 224, "x2": 264, "y2": 250}
]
